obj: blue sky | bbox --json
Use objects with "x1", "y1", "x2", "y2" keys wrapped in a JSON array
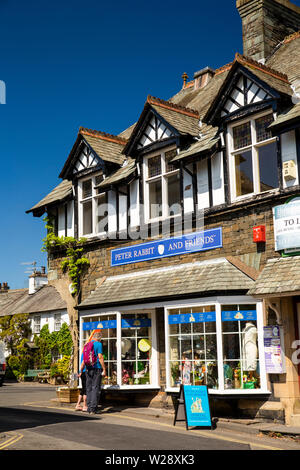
[{"x1": 0, "y1": 0, "x2": 299, "y2": 289}]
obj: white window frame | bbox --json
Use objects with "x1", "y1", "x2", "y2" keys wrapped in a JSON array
[
  {"x1": 164, "y1": 297, "x2": 268, "y2": 395},
  {"x1": 54, "y1": 313, "x2": 62, "y2": 332},
  {"x1": 33, "y1": 315, "x2": 41, "y2": 334},
  {"x1": 227, "y1": 110, "x2": 277, "y2": 202},
  {"x1": 78, "y1": 173, "x2": 106, "y2": 238},
  {"x1": 143, "y1": 146, "x2": 181, "y2": 224},
  {"x1": 79, "y1": 309, "x2": 159, "y2": 390}
]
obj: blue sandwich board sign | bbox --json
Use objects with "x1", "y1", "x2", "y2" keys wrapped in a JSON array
[{"x1": 174, "y1": 385, "x2": 212, "y2": 430}]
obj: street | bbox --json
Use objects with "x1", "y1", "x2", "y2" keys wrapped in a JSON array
[{"x1": 0, "y1": 382, "x2": 299, "y2": 452}]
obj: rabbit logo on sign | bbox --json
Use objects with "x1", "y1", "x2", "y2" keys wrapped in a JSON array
[{"x1": 158, "y1": 244, "x2": 165, "y2": 255}]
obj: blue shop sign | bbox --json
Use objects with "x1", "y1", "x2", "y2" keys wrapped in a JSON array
[
  {"x1": 221, "y1": 310, "x2": 257, "y2": 322},
  {"x1": 121, "y1": 318, "x2": 151, "y2": 328},
  {"x1": 169, "y1": 312, "x2": 216, "y2": 325},
  {"x1": 82, "y1": 318, "x2": 151, "y2": 331},
  {"x1": 111, "y1": 228, "x2": 222, "y2": 266},
  {"x1": 82, "y1": 320, "x2": 117, "y2": 331}
]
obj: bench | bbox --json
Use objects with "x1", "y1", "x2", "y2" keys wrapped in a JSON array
[{"x1": 24, "y1": 369, "x2": 50, "y2": 382}]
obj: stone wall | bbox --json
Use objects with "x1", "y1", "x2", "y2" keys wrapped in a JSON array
[
  {"x1": 237, "y1": 0, "x2": 300, "y2": 61},
  {"x1": 48, "y1": 198, "x2": 277, "y2": 303}
]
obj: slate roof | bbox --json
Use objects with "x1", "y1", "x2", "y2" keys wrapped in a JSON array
[
  {"x1": 26, "y1": 179, "x2": 73, "y2": 215},
  {"x1": 0, "y1": 285, "x2": 67, "y2": 317},
  {"x1": 248, "y1": 256, "x2": 300, "y2": 296},
  {"x1": 269, "y1": 102, "x2": 300, "y2": 130},
  {"x1": 80, "y1": 128, "x2": 127, "y2": 166},
  {"x1": 96, "y1": 158, "x2": 136, "y2": 189},
  {"x1": 79, "y1": 258, "x2": 254, "y2": 308},
  {"x1": 171, "y1": 124, "x2": 219, "y2": 163}
]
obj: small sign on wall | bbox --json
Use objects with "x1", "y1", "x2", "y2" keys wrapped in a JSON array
[
  {"x1": 273, "y1": 197, "x2": 300, "y2": 253},
  {"x1": 263, "y1": 326, "x2": 286, "y2": 374}
]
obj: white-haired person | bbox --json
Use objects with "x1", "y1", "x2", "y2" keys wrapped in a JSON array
[{"x1": 78, "y1": 331, "x2": 106, "y2": 414}]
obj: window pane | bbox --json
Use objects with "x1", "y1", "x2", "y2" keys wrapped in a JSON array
[
  {"x1": 148, "y1": 155, "x2": 161, "y2": 178},
  {"x1": 258, "y1": 141, "x2": 278, "y2": 191},
  {"x1": 82, "y1": 201, "x2": 92, "y2": 235},
  {"x1": 167, "y1": 173, "x2": 181, "y2": 215},
  {"x1": 255, "y1": 114, "x2": 273, "y2": 143},
  {"x1": 235, "y1": 150, "x2": 254, "y2": 196},
  {"x1": 165, "y1": 149, "x2": 177, "y2": 173},
  {"x1": 149, "y1": 179, "x2": 162, "y2": 219},
  {"x1": 233, "y1": 122, "x2": 251, "y2": 149},
  {"x1": 82, "y1": 179, "x2": 92, "y2": 199}
]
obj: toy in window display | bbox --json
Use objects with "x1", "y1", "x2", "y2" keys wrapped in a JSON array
[
  {"x1": 224, "y1": 362, "x2": 233, "y2": 389},
  {"x1": 206, "y1": 362, "x2": 218, "y2": 389},
  {"x1": 181, "y1": 353, "x2": 192, "y2": 385}
]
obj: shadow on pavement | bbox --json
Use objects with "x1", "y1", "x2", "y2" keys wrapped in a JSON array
[{"x1": 0, "y1": 407, "x2": 99, "y2": 433}]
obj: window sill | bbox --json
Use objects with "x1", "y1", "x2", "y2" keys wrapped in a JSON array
[
  {"x1": 165, "y1": 387, "x2": 271, "y2": 395},
  {"x1": 102, "y1": 385, "x2": 161, "y2": 391}
]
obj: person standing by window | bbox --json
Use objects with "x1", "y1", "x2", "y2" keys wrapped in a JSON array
[{"x1": 79, "y1": 331, "x2": 106, "y2": 414}]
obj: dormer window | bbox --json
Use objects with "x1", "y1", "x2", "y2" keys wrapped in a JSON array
[
  {"x1": 79, "y1": 174, "x2": 106, "y2": 237},
  {"x1": 144, "y1": 148, "x2": 181, "y2": 222},
  {"x1": 228, "y1": 112, "x2": 278, "y2": 200}
]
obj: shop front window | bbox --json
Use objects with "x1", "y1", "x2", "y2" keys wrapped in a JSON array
[
  {"x1": 168, "y1": 306, "x2": 218, "y2": 389},
  {"x1": 121, "y1": 313, "x2": 152, "y2": 385},
  {"x1": 222, "y1": 304, "x2": 260, "y2": 390},
  {"x1": 166, "y1": 301, "x2": 264, "y2": 393},
  {"x1": 81, "y1": 312, "x2": 153, "y2": 388},
  {"x1": 81, "y1": 315, "x2": 117, "y2": 387}
]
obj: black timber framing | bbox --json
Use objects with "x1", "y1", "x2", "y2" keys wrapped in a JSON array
[
  {"x1": 276, "y1": 135, "x2": 283, "y2": 191},
  {"x1": 206, "y1": 63, "x2": 281, "y2": 125}
]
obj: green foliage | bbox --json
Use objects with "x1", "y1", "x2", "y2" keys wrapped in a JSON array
[
  {"x1": 34, "y1": 323, "x2": 73, "y2": 369},
  {"x1": 0, "y1": 314, "x2": 31, "y2": 356},
  {"x1": 8, "y1": 355, "x2": 20, "y2": 370},
  {"x1": 41, "y1": 216, "x2": 90, "y2": 296}
]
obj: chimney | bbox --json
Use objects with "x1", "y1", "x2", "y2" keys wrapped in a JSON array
[
  {"x1": 194, "y1": 67, "x2": 215, "y2": 90},
  {"x1": 237, "y1": 0, "x2": 300, "y2": 62},
  {"x1": 29, "y1": 268, "x2": 48, "y2": 295},
  {"x1": 0, "y1": 282, "x2": 10, "y2": 293}
]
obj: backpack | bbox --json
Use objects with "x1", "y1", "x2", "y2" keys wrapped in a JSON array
[{"x1": 83, "y1": 341, "x2": 97, "y2": 368}]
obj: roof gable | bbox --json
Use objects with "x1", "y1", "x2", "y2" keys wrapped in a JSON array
[
  {"x1": 204, "y1": 54, "x2": 292, "y2": 125},
  {"x1": 59, "y1": 128, "x2": 127, "y2": 179},
  {"x1": 137, "y1": 113, "x2": 175, "y2": 150},
  {"x1": 73, "y1": 144, "x2": 100, "y2": 175},
  {"x1": 124, "y1": 95, "x2": 200, "y2": 156}
]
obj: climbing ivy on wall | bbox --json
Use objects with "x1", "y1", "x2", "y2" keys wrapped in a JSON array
[{"x1": 42, "y1": 216, "x2": 90, "y2": 296}]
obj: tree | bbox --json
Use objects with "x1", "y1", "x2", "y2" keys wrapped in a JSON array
[{"x1": 0, "y1": 314, "x2": 31, "y2": 356}]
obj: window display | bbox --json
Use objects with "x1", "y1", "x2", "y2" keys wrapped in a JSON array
[
  {"x1": 168, "y1": 306, "x2": 218, "y2": 389},
  {"x1": 222, "y1": 305, "x2": 260, "y2": 390},
  {"x1": 81, "y1": 312, "x2": 153, "y2": 387},
  {"x1": 166, "y1": 301, "x2": 263, "y2": 392},
  {"x1": 121, "y1": 314, "x2": 152, "y2": 385}
]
